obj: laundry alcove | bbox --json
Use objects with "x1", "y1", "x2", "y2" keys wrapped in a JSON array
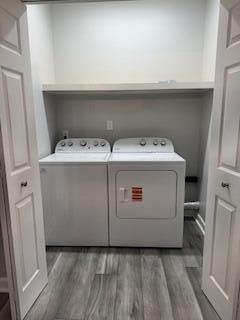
[{"x1": 26, "y1": 0, "x2": 219, "y2": 225}]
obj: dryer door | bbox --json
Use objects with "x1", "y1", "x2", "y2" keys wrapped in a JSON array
[{"x1": 116, "y1": 170, "x2": 177, "y2": 219}]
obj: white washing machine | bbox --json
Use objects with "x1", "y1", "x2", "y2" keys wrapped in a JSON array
[
  {"x1": 39, "y1": 138, "x2": 111, "y2": 246},
  {"x1": 108, "y1": 138, "x2": 186, "y2": 247}
]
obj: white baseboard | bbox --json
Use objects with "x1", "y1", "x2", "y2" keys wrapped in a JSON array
[
  {"x1": 195, "y1": 213, "x2": 206, "y2": 236},
  {"x1": 0, "y1": 277, "x2": 8, "y2": 293}
]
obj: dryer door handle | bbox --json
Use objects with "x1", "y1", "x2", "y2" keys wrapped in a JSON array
[{"x1": 119, "y1": 188, "x2": 129, "y2": 202}]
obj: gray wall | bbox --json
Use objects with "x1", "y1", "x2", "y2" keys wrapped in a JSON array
[
  {"x1": 55, "y1": 94, "x2": 201, "y2": 176},
  {"x1": 49, "y1": 92, "x2": 213, "y2": 203},
  {"x1": 41, "y1": 90, "x2": 213, "y2": 216}
]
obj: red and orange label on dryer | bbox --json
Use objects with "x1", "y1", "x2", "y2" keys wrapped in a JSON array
[{"x1": 132, "y1": 187, "x2": 143, "y2": 202}]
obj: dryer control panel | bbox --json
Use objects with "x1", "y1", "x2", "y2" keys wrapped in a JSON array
[
  {"x1": 55, "y1": 138, "x2": 111, "y2": 153},
  {"x1": 113, "y1": 138, "x2": 174, "y2": 153}
]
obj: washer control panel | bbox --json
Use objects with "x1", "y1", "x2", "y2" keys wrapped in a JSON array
[
  {"x1": 113, "y1": 138, "x2": 174, "y2": 153},
  {"x1": 55, "y1": 138, "x2": 110, "y2": 153}
]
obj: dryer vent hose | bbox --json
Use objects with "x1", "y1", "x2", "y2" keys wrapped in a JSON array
[{"x1": 184, "y1": 201, "x2": 200, "y2": 211}]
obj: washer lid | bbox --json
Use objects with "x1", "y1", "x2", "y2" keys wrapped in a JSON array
[
  {"x1": 108, "y1": 152, "x2": 185, "y2": 163},
  {"x1": 39, "y1": 152, "x2": 110, "y2": 164},
  {"x1": 113, "y1": 138, "x2": 174, "y2": 153}
]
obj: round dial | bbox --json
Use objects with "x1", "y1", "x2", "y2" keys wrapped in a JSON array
[
  {"x1": 100, "y1": 141, "x2": 106, "y2": 147},
  {"x1": 140, "y1": 139, "x2": 146, "y2": 146},
  {"x1": 93, "y1": 140, "x2": 99, "y2": 147},
  {"x1": 153, "y1": 139, "x2": 159, "y2": 146},
  {"x1": 60, "y1": 141, "x2": 66, "y2": 147},
  {"x1": 80, "y1": 140, "x2": 87, "y2": 147},
  {"x1": 160, "y1": 140, "x2": 166, "y2": 146},
  {"x1": 68, "y1": 141, "x2": 73, "y2": 147}
]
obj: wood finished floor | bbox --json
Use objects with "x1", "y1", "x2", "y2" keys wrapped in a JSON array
[
  {"x1": 0, "y1": 293, "x2": 11, "y2": 320},
  {"x1": 25, "y1": 220, "x2": 220, "y2": 320}
]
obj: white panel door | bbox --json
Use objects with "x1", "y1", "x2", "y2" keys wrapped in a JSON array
[
  {"x1": 202, "y1": 2, "x2": 240, "y2": 320},
  {"x1": 0, "y1": 0, "x2": 47, "y2": 319}
]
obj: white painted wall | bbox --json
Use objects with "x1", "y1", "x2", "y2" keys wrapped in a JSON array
[
  {"x1": 202, "y1": 0, "x2": 220, "y2": 81},
  {"x1": 51, "y1": 0, "x2": 206, "y2": 84},
  {"x1": 27, "y1": 4, "x2": 57, "y2": 158},
  {"x1": 27, "y1": 4, "x2": 55, "y2": 84},
  {"x1": 198, "y1": 91, "x2": 213, "y2": 221}
]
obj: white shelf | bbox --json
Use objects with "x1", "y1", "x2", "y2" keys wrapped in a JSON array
[{"x1": 42, "y1": 82, "x2": 214, "y2": 95}]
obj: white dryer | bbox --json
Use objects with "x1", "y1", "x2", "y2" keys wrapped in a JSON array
[
  {"x1": 39, "y1": 138, "x2": 111, "y2": 246},
  {"x1": 108, "y1": 138, "x2": 186, "y2": 247}
]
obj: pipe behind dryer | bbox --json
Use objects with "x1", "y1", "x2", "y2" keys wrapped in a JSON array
[{"x1": 184, "y1": 201, "x2": 200, "y2": 211}]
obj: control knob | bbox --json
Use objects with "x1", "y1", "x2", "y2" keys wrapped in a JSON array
[
  {"x1": 160, "y1": 140, "x2": 166, "y2": 146},
  {"x1": 68, "y1": 141, "x2": 73, "y2": 147},
  {"x1": 153, "y1": 139, "x2": 159, "y2": 146},
  {"x1": 60, "y1": 141, "x2": 66, "y2": 147},
  {"x1": 80, "y1": 140, "x2": 87, "y2": 147},
  {"x1": 93, "y1": 140, "x2": 99, "y2": 147},
  {"x1": 140, "y1": 139, "x2": 146, "y2": 146},
  {"x1": 100, "y1": 141, "x2": 106, "y2": 147}
]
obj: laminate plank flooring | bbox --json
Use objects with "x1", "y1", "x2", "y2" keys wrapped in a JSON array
[
  {"x1": 141, "y1": 249, "x2": 174, "y2": 320},
  {"x1": 46, "y1": 247, "x2": 61, "y2": 275},
  {"x1": 0, "y1": 301, "x2": 11, "y2": 320},
  {"x1": 186, "y1": 267, "x2": 221, "y2": 320},
  {"x1": 114, "y1": 249, "x2": 144, "y2": 320},
  {"x1": 161, "y1": 249, "x2": 203, "y2": 320},
  {"x1": 84, "y1": 275, "x2": 117, "y2": 320},
  {"x1": 0, "y1": 294, "x2": 11, "y2": 320},
  {"x1": 0, "y1": 293, "x2": 8, "y2": 311},
  {"x1": 25, "y1": 220, "x2": 220, "y2": 320},
  {"x1": 56, "y1": 248, "x2": 100, "y2": 320},
  {"x1": 25, "y1": 252, "x2": 80, "y2": 320}
]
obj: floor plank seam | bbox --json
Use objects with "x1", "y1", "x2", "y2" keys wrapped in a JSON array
[
  {"x1": 113, "y1": 251, "x2": 121, "y2": 320},
  {"x1": 50, "y1": 252, "x2": 62, "y2": 276},
  {"x1": 140, "y1": 252, "x2": 146, "y2": 320}
]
